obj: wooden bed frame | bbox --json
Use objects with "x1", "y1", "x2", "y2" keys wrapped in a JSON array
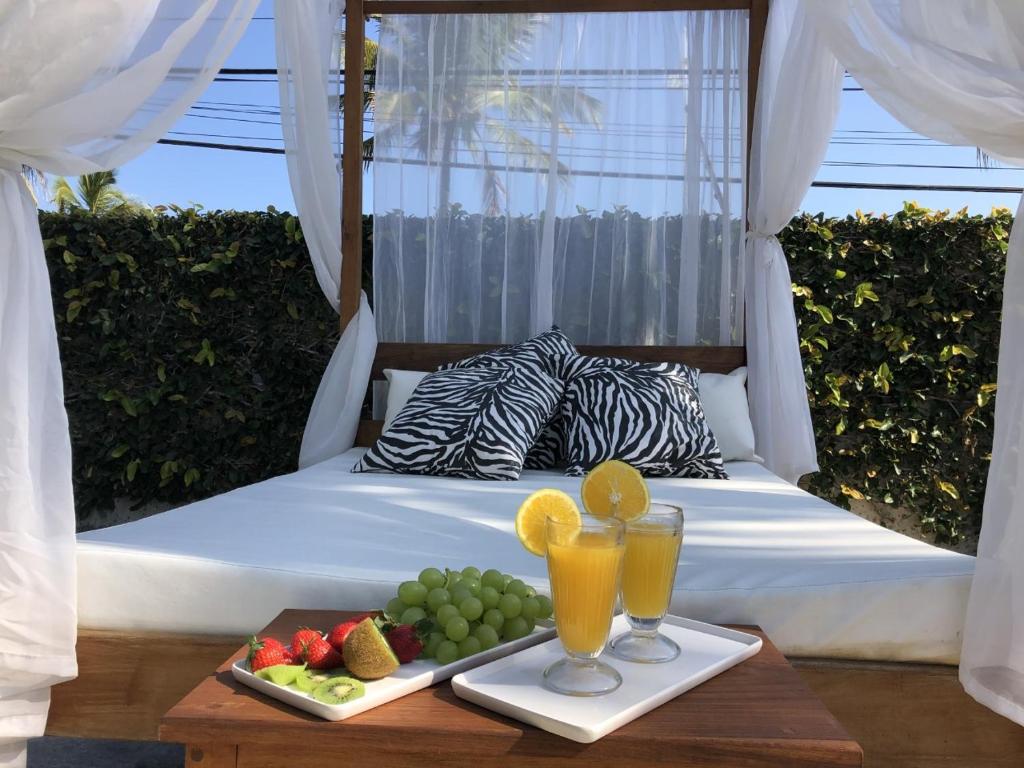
[{"x1": 47, "y1": 1, "x2": 1024, "y2": 765}]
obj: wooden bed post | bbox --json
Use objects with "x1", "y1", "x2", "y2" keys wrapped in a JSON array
[
  {"x1": 340, "y1": 0, "x2": 366, "y2": 331},
  {"x1": 747, "y1": 0, "x2": 767, "y2": 203}
]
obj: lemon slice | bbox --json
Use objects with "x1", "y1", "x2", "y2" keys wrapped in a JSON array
[
  {"x1": 515, "y1": 488, "x2": 582, "y2": 557},
  {"x1": 581, "y1": 460, "x2": 649, "y2": 521}
]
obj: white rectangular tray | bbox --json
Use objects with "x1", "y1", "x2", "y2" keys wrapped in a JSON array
[
  {"x1": 451, "y1": 614, "x2": 762, "y2": 743},
  {"x1": 232, "y1": 623, "x2": 556, "y2": 721}
]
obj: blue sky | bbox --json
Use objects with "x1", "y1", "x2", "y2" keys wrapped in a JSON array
[{"x1": 104, "y1": 4, "x2": 1022, "y2": 218}]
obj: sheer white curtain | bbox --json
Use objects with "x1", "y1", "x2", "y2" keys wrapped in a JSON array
[
  {"x1": 373, "y1": 11, "x2": 748, "y2": 347},
  {"x1": 0, "y1": 2, "x2": 256, "y2": 764},
  {"x1": 746, "y1": 0, "x2": 842, "y2": 484},
  {"x1": 806, "y1": 0, "x2": 1024, "y2": 727},
  {"x1": 275, "y1": 0, "x2": 378, "y2": 469}
]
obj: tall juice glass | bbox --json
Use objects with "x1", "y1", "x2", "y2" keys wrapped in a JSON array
[
  {"x1": 544, "y1": 516, "x2": 625, "y2": 696},
  {"x1": 609, "y1": 503, "x2": 683, "y2": 663}
]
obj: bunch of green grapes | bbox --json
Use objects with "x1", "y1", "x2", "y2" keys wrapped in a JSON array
[{"x1": 385, "y1": 566, "x2": 554, "y2": 664}]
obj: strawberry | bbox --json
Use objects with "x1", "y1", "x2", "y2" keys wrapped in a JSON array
[
  {"x1": 385, "y1": 624, "x2": 424, "y2": 664},
  {"x1": 291, "y1": 627, "x2": 322, "y2": 657},
  {"x1": 303, "y1": 636, "x2": 344, "y2": 670},
  {"x1": 247, "y1": 636, "x2": 295, "y2": 672},
  {"x1": 326, "y1": 613, "x2": 375, "y2": 653}
]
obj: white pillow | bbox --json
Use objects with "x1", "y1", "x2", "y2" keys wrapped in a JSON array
[
  {"x1": 382, "y1": 369, "x2": 429, "y2": 427},
  {"x1": 697, "y1": 367, "x2": 759, "y2": 463}
]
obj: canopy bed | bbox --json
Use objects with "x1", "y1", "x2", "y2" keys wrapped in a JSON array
[{"x1": 3, "y1": 2, "x2": 1024, "y2": 768}]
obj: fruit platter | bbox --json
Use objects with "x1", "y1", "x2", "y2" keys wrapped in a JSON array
[{"x1": 233, "y1": 565, "x2": 557, "y2": 721}]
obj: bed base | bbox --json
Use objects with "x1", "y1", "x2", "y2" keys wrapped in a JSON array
[{"x1": 48, "y1": 630, "x2": 1024, "y2": 766}]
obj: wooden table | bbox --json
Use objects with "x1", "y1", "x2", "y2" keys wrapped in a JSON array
[{"x1": 160, "y1": 609, "x2": 862, "y2": 768}]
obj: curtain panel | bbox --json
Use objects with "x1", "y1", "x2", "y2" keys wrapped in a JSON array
[
  {"x1": 372, "y1": 11, "x2": 748, "y2": 348},
  {"x1": 0, "y1": 2, "x2": 257, "y2": 764},
  {"x1": 275, "y1": 0, "x2": 379, "y2": 469},
  {"x1": 745, "y1": 0, "x2": 843, "y2": 483},
  {"x1": 806, "y1": 0, "x2": 1024, "y2": 728}
]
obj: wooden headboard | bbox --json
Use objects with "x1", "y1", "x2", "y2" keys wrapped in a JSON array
[{"x1": 355, "y1": 342, "x2": 746, "y2": 446}]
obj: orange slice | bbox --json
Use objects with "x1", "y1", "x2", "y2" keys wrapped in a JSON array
[
  {"x1": 515, "y1": 489, "x2": 582, "y2": 557},
  {"x1": 581, "y1": 460, "x2": 649, "y2": 521}
]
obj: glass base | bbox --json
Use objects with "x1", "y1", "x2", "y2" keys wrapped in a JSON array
[
  {"x1": 609, "y1": 630, "x2": 680, "y2": 664},
  {"x1": 542, "y1": 656, "x2": 622, "y2": 696}
]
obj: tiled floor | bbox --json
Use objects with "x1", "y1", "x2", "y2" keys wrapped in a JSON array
[{"x1": 27, "y1": 737, "x2": 183, "y2": 768}]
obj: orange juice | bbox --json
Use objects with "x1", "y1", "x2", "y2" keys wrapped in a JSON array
[
  {"x1": 621, "y1": 521, "x2": 682, "y2": 619},
  {"x1": 546, "y1": 531, "x2": 624, "y2": 655}
]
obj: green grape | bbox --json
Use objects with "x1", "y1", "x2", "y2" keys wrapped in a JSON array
[
  {"x1": 479, "y1": 585, "x2": 500, "y2": 610},
  {"x1": 457, "y1": 636, "x2": 482, "y2": 658},
  {"x1": 444, "y1": 570, "x2": 463, "y2": 589},
  {"x1": 435, "y1": 640, "x2": 459, "y2": 665},
  {"x1": 501, "y1": 574, "x2": 514, "y2": 590},
  {"x1": 386, "y1": 597, "x2": 407, "y2": 618},
  {"x1": 502, "y1": 616, "x2": 529, "y2": 641},
  {"x1": 426, "y1": 587, "x2": 451, "y2": 612},
  {"x1": 520, "y1": 596, "x2": 540, "y2": 621},
  {"x1": 498, "y1": 593, "x2": 522, "y2": 619},
  {"x1": 506, "y1": 579, "x2": 529, "y2": 599},
  {"x1": 435, "y1": 604, "x2": 460, "y2": 628},
  {"x1": 400, "y1": 606, "x2": 427, "y2": 625},
  {"x1": 535, "y1": 595, "x2": 553, "y2": 620},
  {"x1": 445, "y1": 616, "x2": 470, "y2": 642},
  {"x1": 459, "y1": 597, "x2": 483, "y2": 621},
  {"x1": 450, "y1": 584, "x2": 472, "y2": 605},
  {"x1": 461, "y1": 566, "x2": 481, "y2": 580},
  {"x1": 522, "y1": 616, "x2": 536, "y2": 634},
  {"x1": 523, "y1": 585, "x2": 537, "y2": 598},
  {"x1": 418, "y1": 567, "x2": 446, "y2": 590},
  {"x1": 480, "y1": 569, "x2": 505, "y2": 591},
  {"x1": 398, "y1": 580, "x2": 428, "y2": 607},
  {"x1": 423, "y1": 631, "x2": 445, "y2": 658},
  {"x1": 462, "y1": 576, "x2": 482, "y2": 597},
  {"x1": 482, "y1": 608, "x2": 505, "y2": 631},
  {"x1": 474, "y1": 624, "x2": 500, "y2": 651}
]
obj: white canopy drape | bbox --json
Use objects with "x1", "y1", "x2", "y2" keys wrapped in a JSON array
[
  {"x1": 806, "y1": 0, "x2": 1024, "y2": 727},
  {"x1": 275, "y1": 0, "x2": 378, "y2": 469},
  {"x1": 745, "y1": 0, "x2": 843, "y2": 483},
  {"x1": 0, "y1": 2, "x2": 256, "y2": 764},
  {"x1": 373, "y1": 11, "x2": 748, "y2": 348}
]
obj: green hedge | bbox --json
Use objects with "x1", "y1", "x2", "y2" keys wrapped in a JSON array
[
  {"x1": 783, "y1": 203, "x2": 1007, "y2": 544},
  {"x1": 43, "y1": 207, "x2": 344, "y2": 517},
  {"x1": 43, "y1": 204, "x2": 1007, "y2": 544}
]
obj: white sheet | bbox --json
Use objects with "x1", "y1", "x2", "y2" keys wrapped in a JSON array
[{"x1": 77, "y1": 450, "x2": 973, "y2": 663}]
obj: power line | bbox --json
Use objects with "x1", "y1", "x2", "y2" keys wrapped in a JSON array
[{"x1": 152, "y1": 138, "x2": 1024, "y2": 193}]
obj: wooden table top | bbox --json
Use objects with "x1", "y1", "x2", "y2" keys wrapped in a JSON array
[{"x1": 161, "y1": 609, "x2": 862, "y2": 768}]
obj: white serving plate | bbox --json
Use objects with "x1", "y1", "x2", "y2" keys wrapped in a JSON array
[
  {"x1": 450, "y1": 614, "x2": 762, "y2": 743},
  {"x1": 232, "y1": 623, "x2": 556, "y2": 721}
]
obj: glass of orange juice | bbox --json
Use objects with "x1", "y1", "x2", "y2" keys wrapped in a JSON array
[
  {"x1": 609, "y1": 503, "x2": 683, "y2": 663},
  {"x1": 543, "y1": 516, "x2": 625, "y2": 696}
]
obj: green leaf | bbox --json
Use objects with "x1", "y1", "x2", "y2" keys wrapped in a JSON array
[
  {"x1": 66, "y1": 301, "x2": 82, "y2": 323},
  {"x1": 853, "y1": 282, "x2": 880, "y2": 308},
  {"x1": 937, "y1": 481, "x2": 960, "y2": 500},
  {"x1": 110, "y1": 443, "x2": 130, "y2": 459},
  {"x1": 125, "y1": 459, "x2": 141, "y2": 482}
]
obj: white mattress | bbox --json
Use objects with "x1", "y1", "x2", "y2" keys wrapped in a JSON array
[{"x1": 77, "y1": 449, "x2": 974, "y2": 663}]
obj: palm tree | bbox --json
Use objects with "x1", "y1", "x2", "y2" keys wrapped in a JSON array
[
  {"x1": 367, "y1": 15, "x2": 603, "y2": 214},
  {"x1": 51, "y1": 170, "x2": 146, "y2": 214}
]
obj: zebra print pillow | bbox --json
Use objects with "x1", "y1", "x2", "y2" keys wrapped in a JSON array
[
  {"x1": 441, "y1": 326, "x2": 579, "y2": 469},
  {"x1": 561, "y1": 359, "x2": 728, "y2": 479},
  {"x1": 352, "y1": 365, "x2": 562, "y2": 481}
]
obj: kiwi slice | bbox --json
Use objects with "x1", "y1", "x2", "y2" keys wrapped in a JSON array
[
  {"x1": 292, "y1": 667, "x2": 346, "y2": 692},
  {"x1": 312, "y1": 676, "x2": 365, "y2": 705},
  {"x1": 256, "y1": 664, "x2": 305, "y2": 686}
]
